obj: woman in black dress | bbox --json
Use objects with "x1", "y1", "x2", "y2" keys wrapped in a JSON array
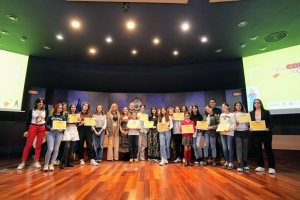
[
  {"x1": 148, "y1": 107, "x2": 160, "y2": 161},
  {"x1": 119, "y1": 107, "x2": 130, "y2": 160}
]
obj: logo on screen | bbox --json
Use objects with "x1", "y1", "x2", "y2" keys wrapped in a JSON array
[{"x1": 286, "y1": 62, "x2": 300, "y2": 69}]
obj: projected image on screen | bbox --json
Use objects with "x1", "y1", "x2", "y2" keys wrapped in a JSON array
[
  {"x1": 0, "y1": 49, "x2": 29, "y2": 111},
  {"x1": 243, "y1": 45, "x2": 300, "y2": 114}
]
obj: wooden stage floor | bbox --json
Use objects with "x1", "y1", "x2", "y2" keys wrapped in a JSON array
[{"x1": 0, "y1": 150, "x2": 299, "y2": 200}]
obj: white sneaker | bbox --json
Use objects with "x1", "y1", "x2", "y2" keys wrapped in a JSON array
[
  {"x1": 17, "y1": 163, "x2": 25, "y2": 170},
  {"x1": 90, "y1": 159, "x2": 98, "y2": 166},
  {"x1": 33, "y1": 162, "x2": 42, "y2": 168},
  {"x1": 139, "y1": 157, "x2": 145, "y2": 161},
  {"x1": 49, "y1": 164, "x2": 54, "y2": 171},
  {"x1": 159, "y1": 159, "x2": 165, "y2": 166},
  {"x1": 174, "y1": 157, "x2": 181, "y2": 163},
  {"x1": 269, "y1": 168, "x2": 276, "y2": 174},
  {"x1": 164, "y1": 159, "x2": 168, "y2": 164},
  {"x1": 43, "y1": 164, "x2": 49, "y2": 172},
  {"x1": 255, "y1": 166, "x2": 265, "y2": 172},
  {"x1": 80, "y1": 159, "x2": 85, "y2": 165},
  {"x1": 53, "y1": 160, "x2": 60, "y2": 166}
]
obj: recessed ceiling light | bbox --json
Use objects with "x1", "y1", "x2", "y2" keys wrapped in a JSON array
[
  {"x1": 56, "y1": 35, "x2": 64, "y2": 40},
  {"x1": 71, "y1": 21, "x2": 80, "y2": 28},
  {"x1": 238, "y1": 21, "x2": 248, "y2": 27},
  {"x1": 181, "y1": 23, "x2": 189, "y2": 31},
  {"x1": 106, "y1": 37, "x2": 112, "y2": 43},
  {"x1": 250, "y1": 35, "x2": 259, "y2": 40},
  {"x1": 0, "y1": 29, "x2": 10, "y2": 35},
  {"x1": 127, "y1": 21, "x2": 135, "y2": 29},
  {"x1": 173, "y1": 51, "x2": 178, "y2": 55},
  {"x1": 259, "y1": 46, "x2": 267, "y2": 51},
  {"x1": 131, "y1": 49, "x2": 137, "y2": 55},
  {"x1": 90, "y1": 49, "x2": 96, "y2": 53},
  {"x1": 215, "y1": 49, "x2": 222, "y2": 53},
  {"x1": 201, "y1": 37, "x2": 208, "y2": 42},
  {"x1": 153, "y1": 38, "x2": 160, "y2": 44},
  {"x1": 7, "y1": 14, "x2": 19, "y2": 21},
  {"x1": 240, "y1": 43, "x2": 246, "y2": 48},
  {"x1": 43, "y1": 45, "x2": 51, "y2": 50}
]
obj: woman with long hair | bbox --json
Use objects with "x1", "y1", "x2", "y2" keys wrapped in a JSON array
[
  {"x1": 119, "y1": 107, "x2": 130, "y2": 160},
  {"x1": 190, "y1": 105, "x2": 203, "y2": 164},
  {"x1": 148, "y1": 107, "x2": 160, "y2": 161}
]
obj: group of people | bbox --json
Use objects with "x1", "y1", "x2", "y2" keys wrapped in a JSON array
[{"x1": 17, "y1": 98, "x2": 276, "y2": 174}]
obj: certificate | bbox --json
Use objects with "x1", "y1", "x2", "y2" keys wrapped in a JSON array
[
  {"x1": 157, "y1": 123, "x2": 169, "y2": 132},
  {"x1": 173, "y1": 113, "x2": 184, "y2": 120},
  {"x1": 144, "y1": 121, "x2": 154, "y2": 128},
  {"x1": 197, "y1": 121, "x2": 208, "y2": 130},
  {"x1": 84, "y1": 118, "x2": 96, "y2": 126},
  {"x1": 53, "y1": 121, "x2": 66, "y2": 130},
  {"x1": 236, "y1": 113, "x2": 251, "y2": 123},
  {"x1": 216, "y1": 124, "x2": 230, "y2": 132},
  {"x1": 182, "y1": 124, "x2": 194, "y2": 133},
  {"x1": 250, "y1": 120, "x2": 266, "y2": 131},
  {"x1": 127, "y1": 121, "x2": 139, "y2": 129},
  {"x1": 68, "y1": 114, "x2": 80, "y2": 123},
  {"x1": 139, "y1": 114, "x2": 148, "y2": 121}
]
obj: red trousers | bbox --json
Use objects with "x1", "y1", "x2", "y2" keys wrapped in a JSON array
[{"x1": 21, "y1": 124, "x2": 46, "y2": 161}]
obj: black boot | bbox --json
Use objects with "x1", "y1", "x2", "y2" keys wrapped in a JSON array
[
  {"x1": 66, "y1": 158, "x2": 74, "y2": 167},
  {"x1": 60, "y1": 159, "x2": 66, "y2": 169},
  {"x1": 212, "y1": 158, "x2": 217, "y2": 167},
  {"x1": 203, "y1": 157, "x2": 208, "y2": 166}
]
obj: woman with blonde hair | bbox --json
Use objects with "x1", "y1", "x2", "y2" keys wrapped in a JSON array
[{"x1": 106, "y1": 103, "x2": 121, "y2": 161}]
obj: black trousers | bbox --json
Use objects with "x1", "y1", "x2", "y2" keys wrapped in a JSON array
[
  {"x1": 78, "y1": 126, "x2": 94, "y2": 160},
  {"x1": 252, "y1": 131, "x2": 275, "y2": 169},
  {"x1": 62, "y1": 141, "x2": 74, "y2": 160},
  {"x1": 173, "y1": 134, "x2": 183, "y2": 159},
  {"x1": 128, "y1": 135, "x2": 139, "y2": 159}
]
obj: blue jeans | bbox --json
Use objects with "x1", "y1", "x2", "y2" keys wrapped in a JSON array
[
  {"x1": 159, "y1": 130, "x2": 171, "y2": 159},
  {"x1": 193, "y1": 131, "x2": 203, "y2": 159},
  {"x1": 45, "y1": 130, "x2": 63, "y2": 164},
  {"x1": 93, "y1": 128, "x2": 105, "y2": 160},
  {"x1": 203, "y1": 131, "x2": 216, "y2": 157},
  {"x1": 221, "y1": 135, "x2": 234, "y2": 163}
]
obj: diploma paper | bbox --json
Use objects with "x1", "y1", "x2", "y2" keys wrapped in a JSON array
[
  {"x1": 144, "y1": 121, "x2": 154, "y2": 128},
  {"x1": 84, "y1": 118, "x2": 96, "y2": 126},
  {"x1": 182, "y1": 124, "x2": 194, "y2": 133},
  {"x1": 173, "y1": 113, "x2": 184, "y2": 120},
  {"x1": 216, "y1": 124, "x2": 230, "y2": 132},
  {"x1": 236, "y1": 113, "x2": 251, "y2": 123},
  {"x1": 53, "y1": 121, "x2": 66, "y2": 130},
  {"x1": 127, "y1": 121, "x2": 139, "y2": 129},
  {"x1": 250, "y1": 120, "x2": 266, "y2": 131},
  {"x1": 68, "y1": 114, "x2": 80, "y2": 123},
  {"x1": 139, "y1": 114, "x2": 148, "y2": 121},
  {"x1": 157, "y1": 123, "x2": 169, "y2": 132},
  {"x1": 197, "y1": 121, "x2": 208, "y2": 130}
]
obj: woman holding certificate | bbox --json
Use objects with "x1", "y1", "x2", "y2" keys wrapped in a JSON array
[
  {"x1": 233, "y1": 101, "x2": 250, "y2": 172},
  {"x1": 148, "y1": 107, "x2": 160, "y2": 161},
  {"x1": 60, "y1": 103, "x2": 80, "y2": 169},
  {"x1": 43, "y1": 103, "x2": 66, "y2": 171},
  {"x1": 202, "y1": 105, "x2": 220, "y2": 167},
  {"x1": 137, "y1": 105, "x2": 148, "y2": 161},
  {"x1": 119, "y1": 107, "x2": 130, "y2": 160},
  {"x1": 17, "y1": 98, "x2": 47, "y2": 170},
  {"x1": 219, "y1": 103, "x2": 236, "y2": 170},
  {"x1": 190, "y1": 105, "x2": 203, "y2": 164},
  {"x1": 180, "y1": 112, "x2": 196, "y2": 166},
  {"x1": 92, "y1": 105, "x2": 107, "y2": 163},
  {"x1": 173, "y1": 106, "x2": 183, "y2": 163},
  {"x1": 77, "y1": 102, "x2": 98, "y2": 166},
  {"x1": 157, "y1": 107, "x2": 173, "y2": 166},
  {"x1": 250, "y1": 99, "x2": 276, "y2": 174},
  {"x1": 127, "y1": 111, "x2": 141, "y2": 162},
  {"x1": 106, "y1": 103, "x2": 121, "y2": 161}
]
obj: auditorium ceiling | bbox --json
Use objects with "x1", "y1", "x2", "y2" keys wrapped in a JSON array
[{"x1": 0, "y1": 0, "x2": 300, "y2": 67}]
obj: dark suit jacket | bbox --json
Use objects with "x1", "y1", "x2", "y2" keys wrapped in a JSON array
[{"x1": 250, "y1": 109, "x2": 275, "y2": 132}]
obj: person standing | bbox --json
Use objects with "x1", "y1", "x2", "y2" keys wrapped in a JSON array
[
  {"x1": 119, "y1": 107, "x2": 130, "y2": 161},
  {"x1": 137, "y1": 105, "x2": 148, "y2": 161},
  {"x1": 173, "y1": 106, "x2": 183, "y2": 163},
  {"x1": 190, "y1": 105, "x2": 204, "y2": 164},
  {"x1": 250, "y1": 99, "x2": 276, "y2": 174},
  {"x1": 127, "y1": 111, "x2": 141, "y2": 162},
  {"x1": 148, "y1": 107, "x2": 160, "y2": 161}
]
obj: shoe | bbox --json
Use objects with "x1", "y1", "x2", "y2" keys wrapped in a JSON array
[
  {"x1": 203, "y1": 157, "x2": 208, "y2": 166},
  {"x1": 227, "y1": 163, "x2": 234, "y2": 170},
  {"x1": 98, "y1": 159, "x2": 102, "y2": 163},
  {"x1": 269, "y1": 168, "x2": 276, "y2": 174},
  {"x1": 129, "y1": 159, "x2": 133, "y2": 163},
  {"x1": 194, "y1": 158, "x2": 200, "y2": 164},
  {"x1": 80, "y1": 159, "x2": 85, "y2": 165},
  {"x1": 33, "y1": 161, "x2": 42, "y2": 168},
  {"x1": 243, "y1": 162, "x2": 250, "y2": 170},
  {"x1": 66, "y1": 159, "x2": 74, "y2": 167},
  {"x1": 134, "y1": 158, "x2": 138, "y2": 162},
  {"x1": 17, "y1": 163, "x2": 25, "y2": 170},
  {"x1": 237, "y1": 163, "x2": 243, "y2": 172},
  {"x1": 53, "y1": 160, "x2": 60, "y2": 166},
  {"x1": 43, "y1": 164, "x2": 49, "y2": 172},
  {"x1": 255, "y1": 166, "x2": 265, "y2": 172},
  {"x1": 174, "y1": 157, "x2": 181, "y2": 163},
  {"x1": 199, "y1": 157, "x2": 204, "y2": 165},
  {"x1": 212, "y1": 158, "x2": 217, "y2": 167},
  {"x1": 189, "y1": 162, "x2": 193, "y2": 166},
  {"x1": 220, "y1": 158, "x2": 226, "y2": 163},
  {"x1": 139, "y1": 157, "x2": 145, "y2": 161},
  {"x1": 60, "y1": 160, "x2": 66, "y2": 169},
  {"x1": 184, "y1": 163, "x2": 188, "y2": 167},
  {"x1": 90, "y1": 159, "x2": 98, "y2": 166},
  {"x1": 49, "y1": 164, "x2": 54, "y2": 171},
  {"x1": 159, "y1": 159, "x2": 165, "y2": 166},
  {"x1": 207, "y1": 157, "x2": 212, "y2": 163},
  {"x1": 164, "y1": 159, "x2": 168, "y2": 164},
  {"x1": 223, "y1": 163, "x2": 229, "y2": 169}
]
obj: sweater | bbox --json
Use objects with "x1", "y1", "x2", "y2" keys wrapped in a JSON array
[
  {"x1": 219, "y1": 112, "x2": 236, "y2": 136},
  {"x1": 92, "y1": 113, "x2": 107, "y2": 130},
  {"x1": 127, "y1": 119, "x2": 141, "y2": 135},
  {"x1": 45, "y1": 114, "x2": 66, "y2": 131}
]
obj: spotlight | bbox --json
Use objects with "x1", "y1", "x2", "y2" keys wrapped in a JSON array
[{"x1": 123, "y1": 2, "x2": 129, "y2": 12}]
